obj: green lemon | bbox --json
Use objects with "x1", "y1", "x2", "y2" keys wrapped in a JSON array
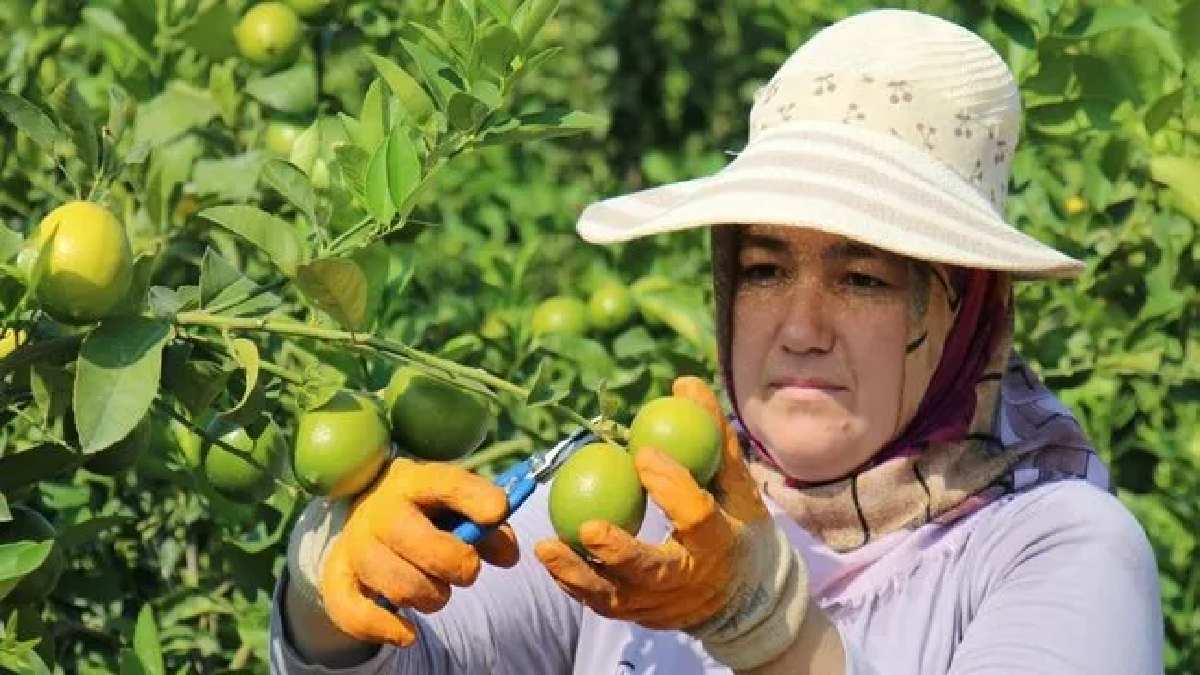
[
  {"x1": 85, "y1": 417, "x2": 150, "y2": 477},
  {"x1": 587, "y1": 281, "x2": 634, "y2": 333},
  {"x1": 0, "y1": 506, "x2": 65, "y2": 605},
  {"x1": 628, "y1": 396, "x2": 722, "y2": 487},
  {"x1": 385, "y1": 367, "x2": 492, "y2": 461},
  {"x1": 264, "y1": 120, "x2": 305, "y2": 156},
  {"x1": 531, "y1": 296, "x2": 588, "y2": 337},
  {"x1": 548, "y1": 443, "x2": 646, "y2": 553},
  {"x1": 25, "y1": 201, "x2": 133, "y2": 324},
  {"x1": 234, "y1": 2, "x2": 304, "y2": 69},
  {"x1": 200, "y1": 418, "x2": 283, "y2": 502},
  {"x1": 293, "y1": 391, "x2": 391, "y2": 498}
]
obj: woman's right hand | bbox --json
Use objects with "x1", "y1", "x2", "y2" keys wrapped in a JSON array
[{"x1": 311, "y1": 458, "x2": 520, "y2": 646}]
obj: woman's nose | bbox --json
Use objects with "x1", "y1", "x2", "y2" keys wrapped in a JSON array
[{"x1": 779, "y1": 282, "x2": 835, "y2": 355}]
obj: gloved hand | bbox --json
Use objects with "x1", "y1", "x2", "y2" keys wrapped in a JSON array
[
  {"x1": 534, "y1": 377, "x2": 809, "y2": 670},
  {"x1": 288, "y1": 458, "x2": 519, "y2": 646}
]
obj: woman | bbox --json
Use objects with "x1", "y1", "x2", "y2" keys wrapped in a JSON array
[{"x1": 271, "y1": 9, "x2": 1164, "y2": 674}]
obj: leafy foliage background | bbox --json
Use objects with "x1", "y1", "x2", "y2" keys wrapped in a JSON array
[{"x1": 0, "y1": 0, "x2": 1196, "y2": 672}]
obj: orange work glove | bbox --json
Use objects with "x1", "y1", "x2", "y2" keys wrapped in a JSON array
[
  {"x1": 289, "y1": 458, "x2": 519, "y2": 646},
  {"x1": 534, "y1": 377, "x2": 810, "y2": 671}
]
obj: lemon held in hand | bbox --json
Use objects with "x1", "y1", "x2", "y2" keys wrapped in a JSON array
[
  {"x1": 548, "y1": 442, "x2": 647, "y2": 554},
  {"x1": 628, "y1": 395, "x2": 722, "y2": 487},
  {"x1": 235, "y1": 2, "x2": 304, "y2": 69},
  {"x1": 293, "y1": 391, "x2": 391, "y2": 498},
  {"x1": 385, "y1": 367, "x2": 492, "y2": 461},
  {"x1": 25, "y1": 201, "x2": 133, "y2": 324}
]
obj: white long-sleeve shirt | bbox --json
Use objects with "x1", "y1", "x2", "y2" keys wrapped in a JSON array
[{"x1": 268, "y1": 476, "x2": 1164, "y2": 674}]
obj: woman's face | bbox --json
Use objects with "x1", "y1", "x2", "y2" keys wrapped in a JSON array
[{"x1": 730, "y1": 225, "x2": 915, "y2": 483}]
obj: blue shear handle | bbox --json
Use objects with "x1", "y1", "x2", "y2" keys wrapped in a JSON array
[{"x1": 444, "y1": 459, "x2": 536, "y2": 545}]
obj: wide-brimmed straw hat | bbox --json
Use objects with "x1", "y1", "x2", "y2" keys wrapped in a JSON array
[{"x1": 576, "y1": 9, "x2": 1084, "y2": 279}]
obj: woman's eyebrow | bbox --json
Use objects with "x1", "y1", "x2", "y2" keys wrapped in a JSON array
[
  {"x1": 822, "y1": 240, "x2": 892, "y2": 263},
  {"x1": 739, "y1": 233, "x2": 788, "y2": 252}
]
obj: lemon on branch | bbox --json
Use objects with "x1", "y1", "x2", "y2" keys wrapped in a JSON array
[
  {"x1": 293, "y1": 391, "x2": 391, "y2": 498},
  {"x1": 24, "y1": 201, "x2": 132, "y2": 324},
  {"x1": 385, "y1": 367, "x2": 492, "y2": 462}
]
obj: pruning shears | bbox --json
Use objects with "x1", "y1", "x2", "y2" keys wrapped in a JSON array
[{"x1": 440, "y1": 424, "x2": 599, "y2": 544}]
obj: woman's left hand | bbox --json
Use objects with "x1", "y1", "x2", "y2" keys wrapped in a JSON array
[{"x1": 535, "y1": 377, "x2": 811, "y2": 671}]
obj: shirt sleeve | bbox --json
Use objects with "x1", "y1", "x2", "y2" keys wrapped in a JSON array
[
  {"x1": 268, "y1": 483, "x2": 583, "y2": 674},
  {"x1": 945, "y1": 481, "x2": 1165, "y2": 675}
]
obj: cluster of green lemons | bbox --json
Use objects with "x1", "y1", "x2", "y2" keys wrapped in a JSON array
[{"x1": 548, "y1": 395, "x2": 723, "y2": 552}]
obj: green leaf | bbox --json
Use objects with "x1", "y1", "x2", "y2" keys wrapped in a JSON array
[
  {"x1": 224, "y1": 337, "x2": 260, "y2": 414},
  {"x1": 191, "y1": 152, "x2": 268, "y2": 202},
  {"x1": 74, "y1": 318, "x2": 172, "y2": 453},
  {"x1": 30, "y1": 363, "x2": 72, "y2": 425},
  {"x1": 634, "y1": 288, "x2": 717, "y2": 363},
  {"x1": 199, "y1": 205, "x2": 304, "y2": 277},
  {"x1": 478, "y1": 108, "x2": 604, "y2": 146},
  {"x1": 398, "y1": 38, "x2": 460, "y2": 110},
  {"x1": 364, "y1": 138, "x2": 397, "y2": 225},
  {"x1": 177, "y1": 2, "x2": 238, "y2": 61},
  {"x1": 0, "y1": 446, "x2": 77, "y2": 492},
  {"x1": 132, "y1": 605, "x2": 165, "y2": 675},
  {"x1": 162, "y1": 358, "x2": 230, "y2": 418},
  {"x1": 511, "y1": 0, "x2": 560, "y2": 50},
  {"x1": 130, "y1": 83, "x2": 219, "y2": 158},
  {"x1": 262, "y1": 158, "x2": 319, "y2": 227},
  {"x1": 367, "y1": 55, "x2": 434, "y2": 124},
  {"x1": 49, "y1": 81, "x2": 98, "y2": 176},
  {"x1": 478, "y1": 24, "x2": 520, "y2": 76},
  {"x1": 1149, "y1": 156, "x2": 1200, "y2": 223},
  {"x1": 0, "y1": 541, "x2": 53, "y2": 584},
  {"x1": 448, "y1": 91, "x2": 490, "y2": 132},
  {"x1": 58, "y1": 516, "x2": 127, "y2": 549},
  {"x1": 246, "y1": 63, "x2": 318, "y2": 115},
  {"x1": 1144, "y1": 88, "x2": 1183, "y2": 136},
  {"x1": 295, "y1": 258, "x2": 368, "y2": 330},
  {"x1": 386, "y1": 125, "x2": 421, "y2": 209},
  {"x1": 1059, "y1": 6, "x2": 1182, "y2": 70},
  {"x1": 0, "y1": 92, "x2": 62, "y2": 151},
  {"x1": 360, "y1": 79, "x2": 389, "y2": 153},
  {"x1": 478, "y1": 0, "x2": 513, "y2": 23},
  {"x1": 441, "y1": 0, "x2": 475, "y2": 54},
  {"x1": 106, "y1": 85, "x2": 135, "y2": 141},
  {"x1": 0, "y1": 228, "x2": 22, "y2": 265},
  {"x1": 993, "y1": 7, "x2": 1036, "y2": 50},
  {"x1": 199, "y1": 249, "x2": 279, "y2": 317},
  {"x1": 333, "y1": 144, "x2": 371, "y2": 204}
]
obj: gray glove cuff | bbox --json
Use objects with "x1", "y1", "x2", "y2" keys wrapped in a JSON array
[{"x1": 687, "y1": 520, "x2": 810, "y2": 670}]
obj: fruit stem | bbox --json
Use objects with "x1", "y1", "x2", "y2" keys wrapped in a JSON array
[
  {"x1": 456, "y1": 437, "x2": 533, "y2": 472},
  {"x1": 172, "y1": 311, "x2": 603, "y2": 437}
]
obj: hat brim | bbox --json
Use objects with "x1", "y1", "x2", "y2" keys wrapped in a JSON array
[{"x1": 577, "y1": 121, "x2": 1084, "y2": 280}]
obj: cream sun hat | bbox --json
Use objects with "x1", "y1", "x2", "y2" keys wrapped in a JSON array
[{"x1": 576, "y1": 9, "x2": 1085, "y2": 278}]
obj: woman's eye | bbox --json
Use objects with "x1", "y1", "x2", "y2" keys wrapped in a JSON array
[
  {"x1": 739, "y1": 263, "x2": 783, "y2": 284},
  {"x1": 845, "y1": 272, "x2": 887, "y2": 289}
]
